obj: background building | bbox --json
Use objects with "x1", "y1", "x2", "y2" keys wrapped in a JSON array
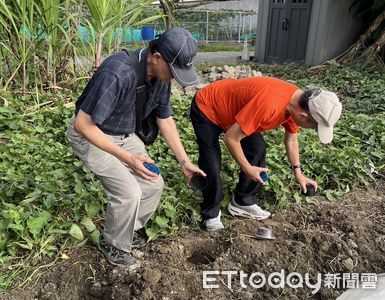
[{"x1": 254, "y1": 0, "x2": 363, "y2": 65}]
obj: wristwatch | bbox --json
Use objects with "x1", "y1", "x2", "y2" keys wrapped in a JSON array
[{"x1": 291, "y1": 164, "x2": 302, "y2": 170}]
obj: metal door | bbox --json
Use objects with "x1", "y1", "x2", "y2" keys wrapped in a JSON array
[{"x1": 265, "y1": 0, "x2": 313, "y2": 63}]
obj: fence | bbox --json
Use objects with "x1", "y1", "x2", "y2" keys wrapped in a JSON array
[
  {"x1": 77, "y1": 10, "x2": 258, "y2": 45},
  {"x1": 175, "y1": 10, "x2": 258, "y2": 43}
]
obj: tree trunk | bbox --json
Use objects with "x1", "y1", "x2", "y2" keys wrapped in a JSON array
[
  {"x1": 337, "y1": 9, "x2": 385, "y2": 64},
  {"x1": 368, "y1": 27, "x2": 385, "y2": 54},
  {"x1": 94, "y1": 34, "x2": 104, "y2": 71},
  {"x1": 159, "y1": 0, "x2": 173, "y2": 30}
]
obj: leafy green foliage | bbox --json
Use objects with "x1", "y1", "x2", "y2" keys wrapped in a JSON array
[
  {"x1": 0, "y1": 101, "x2": 105, "y2": 288},
  {"x1": 0, "y1": 0, "x2": 162, "y2": 91},
  {"x1": 0, "y1": 62, "x2": 384, "y2": 289},
  {"x1": 81, "y1": 0, "x2": 160, "y2": 68}
]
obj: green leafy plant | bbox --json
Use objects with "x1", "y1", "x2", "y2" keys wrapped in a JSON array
[
  {"x1": 0, "y1": 0, "x2": 44, "y2": 93},
  {"x1": 0, "y1": 62, "x2": 384, "y2": 290},
  {"x1": 81, "y1": 0, "x2": 161, "y2": 69}
]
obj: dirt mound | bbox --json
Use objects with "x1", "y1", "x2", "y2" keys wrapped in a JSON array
[{"x1": 2, "y1": 180, "x2": 384, "y2": 300}]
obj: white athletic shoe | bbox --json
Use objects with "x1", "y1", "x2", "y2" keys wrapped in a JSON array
[
  {"x1": 228, "y1": 198, "x2": 271, "y2": 220},
  {"x1": 203, "y1": 211, "x2": 225, "y2": 232}
]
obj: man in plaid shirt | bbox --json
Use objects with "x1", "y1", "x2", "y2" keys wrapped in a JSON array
[{"x1": 67, "y1": 28, "x2": 205, "y2": 266}]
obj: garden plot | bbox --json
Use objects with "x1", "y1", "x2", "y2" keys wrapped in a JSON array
[
  {"x1": 2, "y1": 175, "x2": 384, "y2": 300},
  {"x1": 1, "y1": 61, "x2": 384, "y2": 299}
]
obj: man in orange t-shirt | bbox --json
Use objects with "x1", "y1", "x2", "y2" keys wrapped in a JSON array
[{"x1": 190, "y1": 77, "x2": 342, "y2": 231}]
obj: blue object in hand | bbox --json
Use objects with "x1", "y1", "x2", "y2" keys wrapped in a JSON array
[
  {"x1": 143, "y1": 162, "x2": 160, "y2": 175},
  {"x1": 260, "y1": 171, "x2": 269, "y2": 182}
]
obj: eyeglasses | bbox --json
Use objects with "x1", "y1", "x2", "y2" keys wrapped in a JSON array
[{"x1": 309, "y1": 90, "x2": 322, "y2": 100}]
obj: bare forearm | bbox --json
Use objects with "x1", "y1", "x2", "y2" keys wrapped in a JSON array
[
  {"x1": 284, "y1": 132, "x2": 318, "y2": 190},
  {"x1": 224, "y1": 123, "x2": 268, "y2": 184},
  {"x1": 224, "y1": 136, "x2": 251, "y2": 172},
  {"x1": 157, "y1": 116, "x2": 205, "y2": 179},
  {"x1": 157, "y1": 117, "x2": 189, "y2": 164},
  {"x1": 284, "y1": 132, "x2": 302, "y2": 177}
]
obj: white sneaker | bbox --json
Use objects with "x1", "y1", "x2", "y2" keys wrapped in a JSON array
[
  {"x1": 203, "y1": 211, "x2": 225, "y2": 232},
  {"x1": 228, "y1": 199, "x2": 271, "y2": 220}
]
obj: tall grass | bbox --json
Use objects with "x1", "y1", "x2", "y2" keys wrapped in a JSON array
[
  {"x1": 82, "y1": 0, "x2": 161, "y2": 69},
  {"x1": 0, "y1": 0, "x2": 44, "y2": 94},
  {"x1": 0, "y1": 0, "x2": 162, "y2": 94}
]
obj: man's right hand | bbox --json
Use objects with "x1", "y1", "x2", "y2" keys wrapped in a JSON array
[
  {"x1": 125, "y1": 153, "x2": 159, "y2": 180},
  {"x1": 245, "y1": 166, "x2": 269, "y2": 185},
  {"x1": 75, "y1": 111, "x2": 159, "y2": 181}
]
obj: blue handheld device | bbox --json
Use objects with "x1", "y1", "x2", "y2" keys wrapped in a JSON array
[
  {"x1": 260, "y1": 171, "x2": 269, "y2": 182},
  {"x1": 143, "y1": 162, "x2": 160, "y2": 175}
]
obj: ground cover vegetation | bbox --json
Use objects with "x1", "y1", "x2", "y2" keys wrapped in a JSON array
[
  {"x1": 0, "y1": 0, "x2": 385, "y2": 292},
  {"x1": 1, "y1": 62, "x2": 384, "y2": 289},
  {"x1": 197, "y1": 43, "x2": 253, "y2": 52}
]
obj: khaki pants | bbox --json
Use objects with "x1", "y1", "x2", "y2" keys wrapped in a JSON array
[{"x1": 67, "y1": 116, "x2": 164, "y2": 252}]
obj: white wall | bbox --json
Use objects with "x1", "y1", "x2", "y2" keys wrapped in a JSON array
[
  {"x1": 197, "y1": 0, "x2": 259, "y2": 12},
  {"x1": 194, "y1": 0, "x2": 260, "y2": 35},
  {"x1": 305, "y1": 0, "x2": 363, "y2": 65}
]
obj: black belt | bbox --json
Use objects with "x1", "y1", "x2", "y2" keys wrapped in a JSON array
[{"x1": 106, "y1": 133, "x2": 132, "y2": 138}]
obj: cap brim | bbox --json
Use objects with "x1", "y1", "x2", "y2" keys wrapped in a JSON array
[
  {"x1": 318, "y1": 123, "x2": 333, "y2": 144},
  {"x1": 170, "y1": 63, "x2": 197, "y2": 87}
]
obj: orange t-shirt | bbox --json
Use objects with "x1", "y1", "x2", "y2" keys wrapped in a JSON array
[{"x1": 195, "y1": 77, "x2": 299, "y2": 136}]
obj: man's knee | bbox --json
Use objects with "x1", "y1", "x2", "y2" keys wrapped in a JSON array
[
  {"x1": 107, "y1": 182, "x2": 142, "y2": 208},
  {"x1": 150, "y1": 175, "x2": 164, "y2": 196}
]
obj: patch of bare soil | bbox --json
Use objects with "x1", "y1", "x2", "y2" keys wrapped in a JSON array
[{"x1": 1, "y1": 179, "x2": 385, "y2": 300}]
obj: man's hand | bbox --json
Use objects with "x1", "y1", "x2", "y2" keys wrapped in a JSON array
[
  {"x1": 244, "y1": 165, "x2": 269, "y2": 185},
  {"x1": 157, "y1": 117, "x2": 206, "y2": 182},
  {"x1": 125, "y1": 153, "x2": 159, "y2": 180},
  {"x1": 295, "y1": 173, "x2": 318, "y2": 193},
  {"x1": 181, "y1": 160, "x2": 206, "y2": 181},
  {"x1": 74, "y1": 111, "x2": 159, "y2": 181}
]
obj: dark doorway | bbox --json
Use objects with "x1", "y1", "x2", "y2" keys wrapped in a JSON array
[{"x1": 265, "y1": 0, "x2": 313, "y2": 63}]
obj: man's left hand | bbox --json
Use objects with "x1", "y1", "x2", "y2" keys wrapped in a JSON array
[
  {"x1": 182, "y1": 161, "x2": 206, "y2": 181},
  {"x1": 295, "y1": 174, "x2": 318, "y2": 193}
]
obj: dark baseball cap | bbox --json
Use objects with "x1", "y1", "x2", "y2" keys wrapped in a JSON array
[{"x1": 156, "y1": 27, "x2": 198, "y2": 86}]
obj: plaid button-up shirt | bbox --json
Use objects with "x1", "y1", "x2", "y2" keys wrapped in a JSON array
[{"x1": 75, "y1": 48, "x2": 171, "y2": 135}]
